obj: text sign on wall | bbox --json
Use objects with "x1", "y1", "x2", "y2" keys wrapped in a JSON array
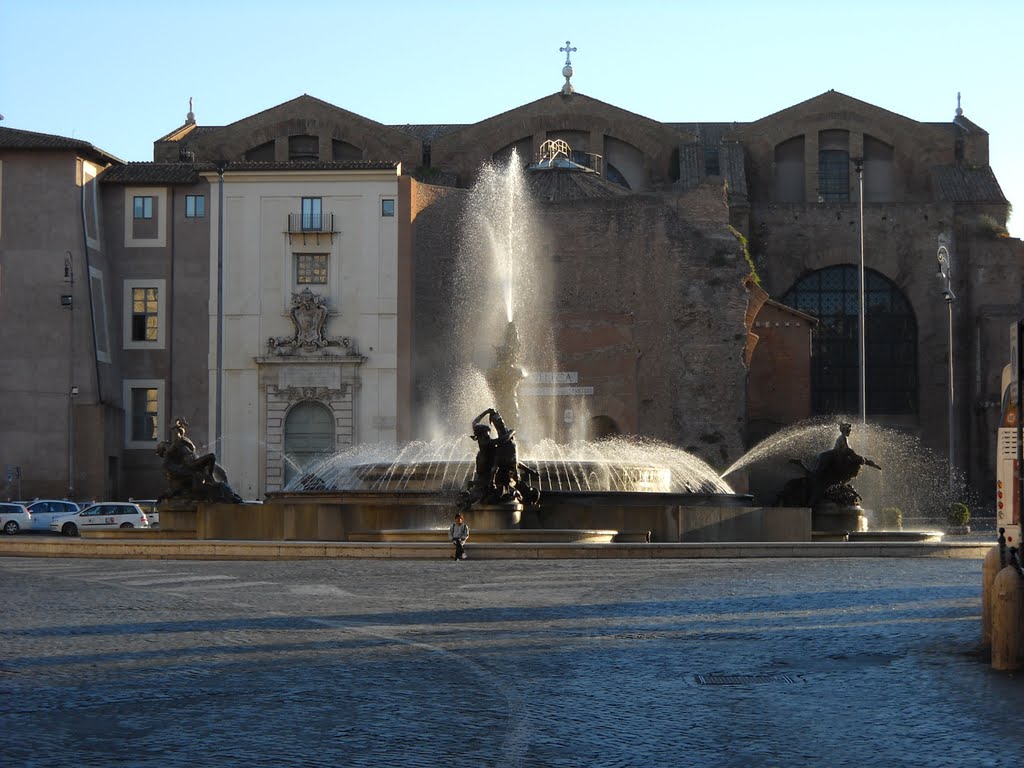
[
  {"x1": 280, "y1": 366, "x2": 340, "y2": 389},
  {"x1": 526, "y1": 371, "x2": 578, "y2": 385}
]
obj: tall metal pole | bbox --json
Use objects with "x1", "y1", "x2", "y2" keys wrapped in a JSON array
[
  {"x1": 937, "y1": 244, "x2": 956, "y2": 494},
  {"x1": 216, "y1": 167, "x2": 225, "y2": 450},
  {"x1": 64, "y1": 251, "x2": 75, "y2": 499},
  {"x1": 853, "y1": 157, "x2": 866, "y2": 424}
]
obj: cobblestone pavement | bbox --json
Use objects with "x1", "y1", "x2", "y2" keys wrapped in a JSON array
[{"x1": 1, "y1": 555, "x2": 1021, "y2": 767}]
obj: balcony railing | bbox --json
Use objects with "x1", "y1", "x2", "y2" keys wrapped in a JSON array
[{"x1": 287, "y1": 213, "x2": 336, "y2": 233}]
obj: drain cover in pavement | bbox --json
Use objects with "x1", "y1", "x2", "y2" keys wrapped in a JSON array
[{"x1": 694, "y1": 674, "x2": 798, "y2": 685}]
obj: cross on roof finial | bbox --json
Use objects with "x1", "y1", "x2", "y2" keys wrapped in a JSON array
[
  {"x1": 560, "y1": 40, "x2": 577, "y2": 66},
  {"x1": 956, "y1": 91, "x2": 963, "y2": 117}
]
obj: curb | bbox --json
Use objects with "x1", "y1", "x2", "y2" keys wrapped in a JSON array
[{"x1": 0, "y1": 537, "x2": 993, "y2": 561}]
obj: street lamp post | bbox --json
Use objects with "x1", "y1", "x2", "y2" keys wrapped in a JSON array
[
  {"x1": 936, "y1": 242, "x2": 956, "y2": 494},
  {"x1": 852, "y1": 157, "x2": 867, "y2": 424}
]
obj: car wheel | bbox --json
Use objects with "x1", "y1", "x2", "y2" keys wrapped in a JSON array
[
  {"x1": 120, "y1": 522, "x2": 134, "y2": 528},
  {"x1": 3, "y1": 520, "x2": 19, "y2": 535},
  {"x1": 62, "y1": 522, "x2": 78, "y2": 537}
]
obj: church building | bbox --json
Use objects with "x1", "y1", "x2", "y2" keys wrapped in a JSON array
[{"x1": 0, "y1": 53, "x2": 1017, "y2": 509}]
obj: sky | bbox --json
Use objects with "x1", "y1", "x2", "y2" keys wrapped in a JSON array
[{"x1": 2, "y1": 0, "x2": 1021, "y2": 236}]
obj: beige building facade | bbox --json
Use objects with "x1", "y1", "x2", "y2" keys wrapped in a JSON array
[{"x1": 202, "y1": 165, "x2": 401, "y2": 498}]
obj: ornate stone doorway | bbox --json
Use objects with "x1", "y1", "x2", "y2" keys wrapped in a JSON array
[{"x1": 283, "y1": 401, "x2": 336, "y2": 486}]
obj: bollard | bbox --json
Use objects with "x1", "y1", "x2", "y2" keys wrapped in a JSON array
[
  {"x1": 991, "y1": 549, "x2": 1024, "y2": 671},
  {"x1": 982, "y1": 544, "x2": 1003, "y2": 648}
]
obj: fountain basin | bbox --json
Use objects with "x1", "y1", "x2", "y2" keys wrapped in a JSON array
[
  {"x1": 178, "y1": 489, "x2": 801, "y2": 544},
  {"x1": 310, "y1": 459, "x2": 713, "y2": 494},
  {"x1": 347, "y1": 529, "x2": 632, "y2": 544}
]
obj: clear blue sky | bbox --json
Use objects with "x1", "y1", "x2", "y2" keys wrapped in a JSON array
[{"x1": 2, "y1": 0, "x2": 1021, "y2": 236}]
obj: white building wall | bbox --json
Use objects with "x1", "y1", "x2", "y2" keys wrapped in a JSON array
[{"x1": 204, "y1": 168, "x2": 400, "y2": 497}]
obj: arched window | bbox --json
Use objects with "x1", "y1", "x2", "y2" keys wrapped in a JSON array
[
  {"x1": 284, "y1": 401, "x2": 335, "y2": 485},
  {"x1": 289, "y1": 134, "x2": 319, "y2": 162},
  {"x1": 244, "y1": 140, "x2": 275, "y2": 162},
  {"x1": 781, "y1": 265, "x2": 917, "y2": 415},
  {"x1": 773, "y1": 136, "x2": 805, "y2": 202}
]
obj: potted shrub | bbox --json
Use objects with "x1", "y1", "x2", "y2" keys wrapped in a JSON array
[
  {"x1": 878, "y1": 506, "x2": 903, "y2": 530},
  {"x1": 946, "y1": 502, "x2": 971, "y2": 534}
]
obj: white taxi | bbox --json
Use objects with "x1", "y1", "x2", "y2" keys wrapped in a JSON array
[
  {"x1": 50, "y1": 502, "x2": 150, "y2": 536},
  {"x1": 0, "y1": 502, "x2": 32, "y2": 535}
]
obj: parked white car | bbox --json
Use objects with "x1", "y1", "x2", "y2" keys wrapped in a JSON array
[
  {"x1": 131, "y1": 499, "x2": 159, "y2": 528},
  {"x1": 50, "y1": 502, "x2": 150, "y2": 536},
  {"x1": 25, "y1": 499, "x2": 81, "y2": 531},
  {"x1": 0, "y1": 502, "x2": 32, "y2": 535}
]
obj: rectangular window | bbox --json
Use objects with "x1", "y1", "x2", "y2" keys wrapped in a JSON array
[
  {"x1": 301, "y1": 197, "x2": 322, "y2": 230},
  {"x1": 90, "y1": 267, "x2": 111, "y2": 363},
  {"x1": 123, "y1": 278, "x2": 165, "y2": 349},
  {"x1": 381, "y1": 199, "x2": 395, "y2": 217},
  {"x1": 818, "y1": 150, "x2": 850, "y2": 202},
  {"x1": 185, "y1": 195, "x2": 205, "y2": 218},
  {"x1": 296, "y1": 253, "x2": 329, "y2": 284},
  {"x1": 123, "y1": 379, "x2": 163, "y2": 448},
  {"x1": 130, "y1": 387, "x2": 159, "y2": 442},
  {"x1": 133, "y1": 196, "x2": 153, "y2": 219},
  {"x1": 131, "y1": 287, "x2": 159, "y2": 341}
]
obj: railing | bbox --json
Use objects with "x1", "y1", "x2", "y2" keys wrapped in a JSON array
[
  {"x1": 287, "y1": 213, "x2": 335, "y2": 233},
  {"x1": 534, "y1": 140, "x2": 603, "y2": 176}
]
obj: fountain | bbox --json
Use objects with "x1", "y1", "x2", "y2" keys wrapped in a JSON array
[
  {"x1": 252, "y1": 149, "x2": 776, "y2": 545},
  {"x1": 723, "y1": 417, "x2": 953, "y2": 542}
]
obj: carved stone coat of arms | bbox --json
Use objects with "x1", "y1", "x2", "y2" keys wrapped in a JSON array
[{"x1": 268, "y1": 288, "x2": 359, "y2": 356}]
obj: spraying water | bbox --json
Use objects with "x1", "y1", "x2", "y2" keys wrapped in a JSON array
[{"x1": 283, "y1": 150, "x2": 734, "y2": 495}]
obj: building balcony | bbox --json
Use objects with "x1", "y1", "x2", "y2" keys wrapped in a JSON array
[{"x1": 286, "y1": 213, "x2": 337, "y2": 245}]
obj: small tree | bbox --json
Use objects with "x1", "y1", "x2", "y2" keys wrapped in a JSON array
[{"x1": 946, "y1": 502, "x2": 971, "y2": 528}]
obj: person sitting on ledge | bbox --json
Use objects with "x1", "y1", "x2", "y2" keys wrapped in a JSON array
[{"x1": 449, "y1": 512, "x2": 470, "y2": 561}]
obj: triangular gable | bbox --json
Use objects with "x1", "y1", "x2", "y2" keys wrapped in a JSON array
[
  {"x1": 438, "y1": 90, "x2": 696, "y2": 144},
  {"x1": 727, "y1": 89, "x2": 950, "y2": 143},
  {"x1": 154, "y1": 94, "x2": 422, "y2": 165}
]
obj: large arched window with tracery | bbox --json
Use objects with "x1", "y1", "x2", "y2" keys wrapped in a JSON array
[{"x1": 781, "y1": 265, "x2": 917, "y2": 415}]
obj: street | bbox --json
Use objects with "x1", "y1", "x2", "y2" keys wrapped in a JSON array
[{"x1": 1, "y1": 555, "x2": 1020, "y2": 767}]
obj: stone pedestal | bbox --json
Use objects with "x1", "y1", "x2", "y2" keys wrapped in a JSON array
[
  {"x1": 467, "y1": 502, "x2": 522, "y2": 529},
  {"x1": 813, "y1": 502, "x2": 867, "y2": 535},
  {"x1": 158, "y1": 501, "x2": 199, "y2": 535}
]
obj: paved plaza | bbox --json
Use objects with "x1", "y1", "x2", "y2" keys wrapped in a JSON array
[{"x1": 1, "y1": 554, "x2": 1022, "y2": 767}]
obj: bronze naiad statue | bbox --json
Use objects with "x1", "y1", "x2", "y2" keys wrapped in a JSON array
[
  {"x1": 458, "y1": 408, "x2": 540, "y2": 511},
  {"x1": 777, "y1": 422, "x2": 882, "y2": 507},
  {"x1": 156, "y1": 418, "x2": 242, "y2": 503}
]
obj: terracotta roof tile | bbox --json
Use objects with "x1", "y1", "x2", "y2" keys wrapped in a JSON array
[
  {"x1": 0, "y1": 126, "x2": 121, "y2": 163},
  {"x1": 99, "y1": 163, "x2": 202, "y2": 185},
  {"x1": 214, "y1": 160, "x2": 400, "y2": 172},
  {"x1": 525, "y1": 167, "x2": 630, "y2": 201},
  {"x1": 100, "y1": 159, "x2": 400, "y2": 184},
  {"x1": 931, "y1": 165, "x2": 1007, "y2": 204}
]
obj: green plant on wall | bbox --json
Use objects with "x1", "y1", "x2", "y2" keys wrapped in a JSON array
[
  {"x1": 729, "y1": 226, "x2": 760, "y2": 285},
  {"x1": 976, "y1": 214, "x2": 1009, "y2": 239},
  {"x1": 946, "y1": 502, "x2": 971, "y2": 527}
]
